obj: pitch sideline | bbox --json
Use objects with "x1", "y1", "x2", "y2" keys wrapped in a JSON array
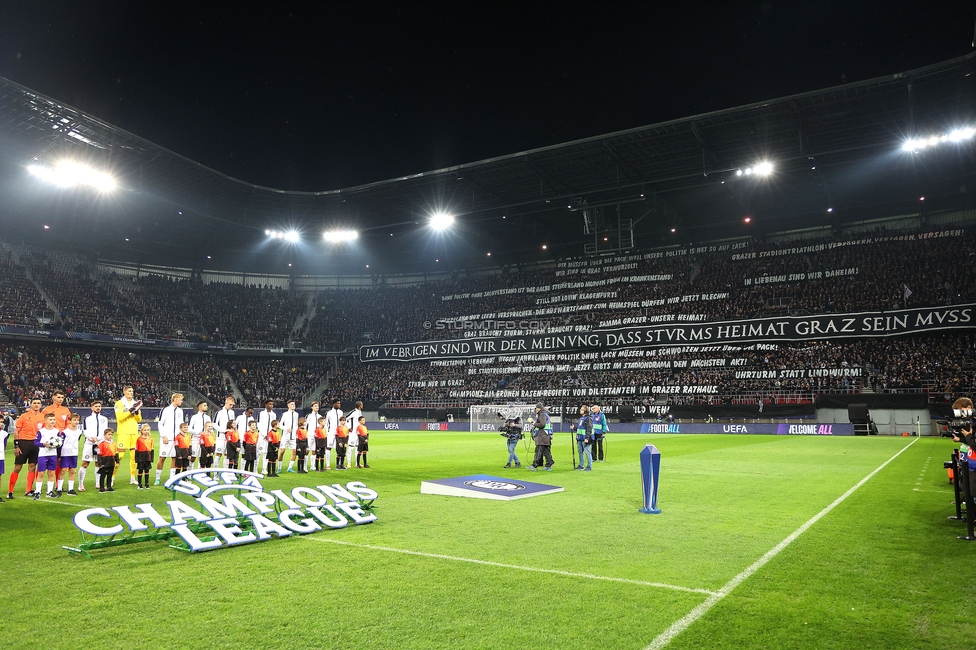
[
  {"x1": 643, "y1": 436, "x2": 920, "y2": 650},
  {"x1": 304, "y1": 536, "x2": 718, "y2": 595}
]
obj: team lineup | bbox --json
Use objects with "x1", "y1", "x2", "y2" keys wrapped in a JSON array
[{"x1": 1, "y1": 388, "x2": 372, "y2": 499}]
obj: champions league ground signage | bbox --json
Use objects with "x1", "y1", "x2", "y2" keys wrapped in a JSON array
[
  {"x1": 66, "y1": 469, "x2": 377, "y2": 556},
  {"x1": 421, "y1": 474, "x2": 564, "y2": 501},
  {"x1": 361, "y1": 304, "x2": 976, "y2": 362}
]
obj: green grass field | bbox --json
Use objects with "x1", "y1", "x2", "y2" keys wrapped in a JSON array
[{"x1": 2, "y1": 432, "x2": 975, "y2": 649}]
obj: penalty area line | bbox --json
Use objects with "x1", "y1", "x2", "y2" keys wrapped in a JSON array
[
  {"x1": 303, "y1": 537, "x2": 717, "y2": 596},
  {"x1": 643, "y1": 437, "x2": 920, "y2": 650}
]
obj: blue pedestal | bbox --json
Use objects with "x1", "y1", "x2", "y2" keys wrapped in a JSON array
[{"x1": 639, "y1": 444, "x2": 662, "y2": 514}]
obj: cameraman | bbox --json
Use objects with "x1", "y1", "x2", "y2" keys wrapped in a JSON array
[
  {"x1": 949, "y1": 397, "x2": 976, "y2": 450},
  {"x1": 529, "y1": 402, "x2": 554, "y2": 471},
  {"x1": 499, "y1": 416, "x2": 523, "y2": 469}
]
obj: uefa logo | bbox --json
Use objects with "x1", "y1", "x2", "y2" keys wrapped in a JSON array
[{"x1": 463, "y1": 480, "x2": 525, "y2": 491}]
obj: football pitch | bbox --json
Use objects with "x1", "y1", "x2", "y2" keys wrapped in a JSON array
[{"x1": 2, "y1": 432, "x2": 974, "y2": 649}]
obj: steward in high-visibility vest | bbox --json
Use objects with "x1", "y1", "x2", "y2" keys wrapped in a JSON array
[{"x1": 591, "y1": 404, "x2": 609, "y2": 462}]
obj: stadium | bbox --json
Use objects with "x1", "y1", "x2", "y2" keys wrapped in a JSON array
[{"x1": 2, "y1": 5, "x2": 976, "y2": 649}]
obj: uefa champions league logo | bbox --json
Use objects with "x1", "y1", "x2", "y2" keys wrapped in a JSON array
[
  {"x1": 462, "y1": 479, "x2": 525, "y2": 491},
  {"x1": 69, "y1": 469, "x2": 378, "y2": 554}
]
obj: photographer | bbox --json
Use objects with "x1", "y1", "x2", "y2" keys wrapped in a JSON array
[{"x1": 499, "y1": 415, "x2": 523, "y2": 469}]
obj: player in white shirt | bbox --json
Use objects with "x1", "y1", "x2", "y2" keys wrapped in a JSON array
[
  {"x1": 256, "y1": 400, "x2": 277, "y2": 475},
  {"x1": 345, "y1": 400, "x2": 363, "y2": 469},
  {"x1": 35, "y1": 413, "x2": 62, "y2": 499},
  {"x1": 79, "y1": 400, "x2": 108, "y2": 492},
  {"x1": 278, "y1": 400, "x2": 300, "y2": 473},
  {"x1": 324, "y1": 398, "x2": 343, "y2": 471},
  {"x1": 58, "y1": 413, "x2": 82, "y2": 495},
  {"x1": 213, "y1": 396, "x2": 236, "y2": 469},
  {"x1": 234, "y1": 407, "x2": 255, "y2": 444},
  {"x1": 156, "y1": 393, "x2": 184, "y2": 484},
  {"x1": 188, "y1": 401, "x2": 212, "y2": 470},
  {"x1": 304, "y1": 401, "x2": 321, "y2": 468}
]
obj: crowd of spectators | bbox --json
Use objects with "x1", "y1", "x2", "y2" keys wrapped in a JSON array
[
  {"x1": 2, "y1": 226, "x2": 973, "y2": 349},
  {"x1": 0, "y1": 248, "x2": 48, "y2": 327},
  {"x1": 0, "y1": 332, "x2": 971, "y2": 412},
  {"x1": 1, "y1": 225, "x2": 975, "y2": 409},
  {"x1": 117, "y1": 274, "x2": 203, "y2": 340},
  {"x1": 189, "y1": 282, "x2": 308, "y2": 345},
  {"x1": 0, "y1": 343, "x2": 331, "y2": 409},
  {"x1": 23, "y1": 253, "x2": 132, "y2": 334},
  {"x1": 223, "y1": 357, "x2": 334, "y2": 406},
  {"x1": 330, "y1": 333, "x2": 975, "y2": 405},
  {"x1": 0, "y1": 343, "x2": 166, "y2": 407},
  {"x1": 131, "y1": 351, "x2": 229, "y2": 404}
]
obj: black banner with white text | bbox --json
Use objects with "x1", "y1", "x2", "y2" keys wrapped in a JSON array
[{"x1": 360, "y1": 304, "x2": 976, "y2": 362}]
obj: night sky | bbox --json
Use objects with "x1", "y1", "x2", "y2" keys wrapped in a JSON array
[{"x1": 1, "y1": 2, "x2": 973, "y2": 192}]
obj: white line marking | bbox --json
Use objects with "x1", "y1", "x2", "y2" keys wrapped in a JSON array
[
  {"x1": 303, "y1": 537, "x2": 716, "y2": 595},
  {"x1": 643, "y1": 437, "x2": 919, "y2": 650},
  {"x1": 30, "y1": 498, "x2": 101, "y2": 509}
]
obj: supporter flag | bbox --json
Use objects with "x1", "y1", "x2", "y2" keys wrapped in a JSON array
[{"x1": 903, "y1": 284, "x2": 913, "y2": 302}]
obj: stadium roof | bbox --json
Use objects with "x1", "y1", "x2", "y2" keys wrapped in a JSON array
[{"x1": 1, "y1": 52, "x2": 975, "y2": 274}]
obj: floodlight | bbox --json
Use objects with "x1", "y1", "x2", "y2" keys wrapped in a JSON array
[
  {"x1": 265, "y1": 229, "x2": 272, "y2": 236},
  {"x1": 429, "y1": 212, "x2": 455, "y2": 230},
  {"x1": 949, "y1": 128, "x2": 976, "y2": 142},
  {"x1": 735, "y1": 169, "x2": 743, "y2": 176},
  {"x1": 744, "y1": 217, "x2": 752, "y2": 223},
  {"x1": 322, "y1": 230, "x2": 359, "y2": 243},
  {"x1": 28, "y1": 161, "x2": 116, "y2": 192},
  {"x1": 905, "y1": 127, "x2": 976, "y2": 152},
  {"x1": 283, "y1": 231, "x2": 300, "y2": 243},
  {"x1": 754, "y1": 161, "x2": 774, "y2": 176}
]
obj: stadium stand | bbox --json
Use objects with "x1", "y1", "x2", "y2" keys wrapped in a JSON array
[
  {"x1": 191, "y1": 282, "x2": 308, "y2": 346},
  {"x1": 1, "y1": 223, "x2": 975, "y2": 410},
  {"x1": 222, "y1": 357, "x2": 335, "y2": 406},
  {"x1": 0, "y1": 247, "x2": 49, "y2": 327},
  {"x1": 22, "y1": 249, "x2": 134, "y2": 335},
  {"x1": 119, "y1": 274, "x2": 203, "y2": 340}
]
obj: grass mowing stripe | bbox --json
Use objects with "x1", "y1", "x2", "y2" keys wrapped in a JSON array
[
  {"x1": 644, "y1": 437, "x2": 920, "y2": 650},
  {"x1": 303, "y1": 536, "x2": 718, "y2": 595}
]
